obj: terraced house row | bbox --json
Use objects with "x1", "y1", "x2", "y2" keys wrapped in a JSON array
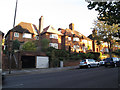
[{"x1": 5, "y1": 16, "x2": 111, "y2": 53}]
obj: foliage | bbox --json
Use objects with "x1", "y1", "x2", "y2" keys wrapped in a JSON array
[
  {"x1": 13, "y1": 39, "x2": 20, "y2": 50},
  {"x1": 89, "y1": 52, "x2": 100, "y2": 60},
  {"x1": 46, "y1": 47, "x2": 101, "y2": 67},
  {"x1": 85, "y1": 53, "x2": 95, "y2": 59},
  {"x1": 99, "y1": 52, "x2": 102, "y2": 59},
  {"x1": 41, "y1": 38, "x2": 50, "y2": 52},
  {"x1": 93, "y1": 20, "x2": 119, "y2": 57},
  {"x1": 87, "y1": 1, "x2": 120, "y2": 25},
  {"x1": 21, "y1": 41, "x2": 37, "y2": 51},
  {"x1": 112, "y1": 49, "x2": 120, "y2": 56},
  {"x1": 46, "y1": 47, "x2": 69, "y2": 67},
  {"x1": 87, "y1": 1, "x2": 120, "y2": 40}
]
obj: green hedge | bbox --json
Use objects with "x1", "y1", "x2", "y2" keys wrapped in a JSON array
[{"x1": 46, "y1": 47, "x2": 101, "y2": 67}]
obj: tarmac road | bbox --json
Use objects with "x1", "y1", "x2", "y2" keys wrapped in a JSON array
[{"x1": 2, "y1": 66, "x2": 120, "y2": 88}]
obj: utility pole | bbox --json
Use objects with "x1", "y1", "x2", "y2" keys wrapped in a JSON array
[{"x1": 9, "y1": 0, "x2": 18, "y2": 74}]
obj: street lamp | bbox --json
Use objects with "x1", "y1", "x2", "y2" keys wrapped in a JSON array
[{"x1": 9, "y1": 0, "x2": 18, "y2": 74}]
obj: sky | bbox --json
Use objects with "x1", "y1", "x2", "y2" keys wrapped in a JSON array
[{"x1": 0, "y1": 0, "x2": 98, "y2": 37}]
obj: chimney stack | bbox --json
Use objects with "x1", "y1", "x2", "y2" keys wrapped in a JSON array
[
  {"x1": 92, "y1": 29, "x2": 97, "y2": 35},
  {"x1": 69, "y1": 23, "x2": 74, "y2": 31},
  {"x1": 39, "y1": 16, "x2": 44, "y2": 34},
  {"x1": 38, "y1": 16, "x2": 44, "y2": 52}
]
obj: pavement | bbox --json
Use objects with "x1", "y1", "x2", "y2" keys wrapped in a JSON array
[{"x1": 2, "y1": 65, "x2": 79, "y2": 76}]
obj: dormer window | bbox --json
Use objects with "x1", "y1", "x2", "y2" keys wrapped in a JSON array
[
  {"x1": 50, "y1": 34, "x2": 58, "y2": 39},
  {"x1": 73, "y1": 37, "x2": 79, "y2": 41},
  {"x1": 14, "y1": 32, "x2": 19, "y2": 37}
]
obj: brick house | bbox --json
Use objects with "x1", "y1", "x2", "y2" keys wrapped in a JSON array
[
  {"x1": 88, "y1": 29, "x2": 120, "y2": 54},
  {"x1": 5, "y1": 22, "x2": 39, "y2": 51},
  {"x1": 58, "y1": 23, "x2": 93, "y2": 53},
  {"x1": 41, "y1": 25, "x2": 63, "y2": 49},
  {"x1": 0, "y1": 31, "x2": 4, "y2": 68}
]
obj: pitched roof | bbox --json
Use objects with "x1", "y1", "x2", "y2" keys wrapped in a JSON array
[
  {"x1": 5, "y1": 22, "x2": 39, "y2": 38},
  {"x1": 59, "y1": 28, "x2": 92, "y2": 41},
  {"x1": 42, "y1": 25, "x2": 63, "y2": 35},
  {"x1": 15, "y1": 25, "x2": 31, "y2": 33},
  {"x1": 18, "y1": 22, "x2": 38, "y2": 35}
]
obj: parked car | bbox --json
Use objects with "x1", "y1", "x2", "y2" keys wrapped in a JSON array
[
  {"x1": 100, "y1": 59, "x2": 105, "y2": 66},
  {"x1": 119, "y1": 58, "x2": 120, "y2": 61},
  {"x1": 79, "y1": 59, "x2": 100, "y2": 68},
  {"x1": 105, "y1": 57, "x2": 119, "y2": 67}
]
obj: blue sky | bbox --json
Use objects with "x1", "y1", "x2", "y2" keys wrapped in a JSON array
[{"x1": 0, "y1": 0, "x2": 98, "y2": 36}]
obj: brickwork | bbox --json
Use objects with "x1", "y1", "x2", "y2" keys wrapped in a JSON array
[{"x1": 63, "y1": 60, "x2": 80, "y2": 67}]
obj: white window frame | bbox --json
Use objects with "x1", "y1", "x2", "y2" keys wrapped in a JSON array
[
  {"x1": 73, "y1": 37, "x2": 79, "y2": 41},
  {"x1": 73, "y1": 45, "x2": 80, "y2": 49},
  {"x1": 68, "y1": 37, "x2": 71, "y2": 41},
  {"x1": 82, "y1": 39, "x2": 87, "y2": 43},
  {"x1": 50, "y1": 34, "x2": 58, "y2": 39},
  {"x1": 23, "y1": 33, "x2": 32, "y2": 38},
  {"x1": 49, "y1": 43, "x2": 58, "y2": 49},
  {"x1": 14, "y1": 32, "x2": 19, "y2": 37}
]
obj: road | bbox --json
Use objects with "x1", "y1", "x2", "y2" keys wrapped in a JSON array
[{"x1": 2, "y1": 66, "x2": 120, "y2": 88}]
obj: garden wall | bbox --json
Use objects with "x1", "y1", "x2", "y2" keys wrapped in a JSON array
[{"x1": 63, "y1": 60, "x2": 80, "y2": 67}]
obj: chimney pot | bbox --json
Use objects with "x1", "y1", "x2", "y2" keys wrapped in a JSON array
[{"x1": 69, "y1": 23, "x2": 74, "y2": 31}]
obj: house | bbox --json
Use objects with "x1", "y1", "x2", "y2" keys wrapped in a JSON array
[
  {"x1": 5, "y1": 22, "x2": 39, "y2": 51},
  {"x1": 41, "y1": 25, "x2": 63, "y2": 49},
  {"x1": 88, "y1": 29, "x2": 120, "y2": 54},
  {"x1": 0, "y1": 31, "x2": 4, "y2": 68},
  {"x1": 58, "y1": 23, "x2": 93, "y2": 53}
]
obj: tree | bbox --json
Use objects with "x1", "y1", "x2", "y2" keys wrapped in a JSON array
[
  {"x1": 21, "y1": 41, "x2": 37, "y2": 51},
  {"x1": 41, "y1": 38, "x2": 50, "y2": 52},
  {"x1": 87, "y1": 1, "x2": 120, "y2": 40},
  {"x1": 87, "y1": 1, "x2": 120, "y2": 25},
  {"x1": 13, "y1": 39, "x2": 20, "y2": 51},
  {"x1": 93, "y1": 20, "x2": 119, "y2": 57}
]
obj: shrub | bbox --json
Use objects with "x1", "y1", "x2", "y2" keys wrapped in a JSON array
[
  {"x1": 41, "y1": 38, "x2": 50, "y2": 52},
  {"x1": 13, "y1": 39, "x2": 20, "y2": 50},
  {"x1": 21, "y1": 41, "x2": 37, "y2": 51}
]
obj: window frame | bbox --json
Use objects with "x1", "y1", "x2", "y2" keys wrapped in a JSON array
[{"x1": 14, "y1": 32, "x2": 19, "y2": 37}]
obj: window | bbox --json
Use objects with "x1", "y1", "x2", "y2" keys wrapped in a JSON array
[
  {"x1": 50, "y1": 34, "x2": 58, "y2": 39},
  {"x1": 68, "y1": 37, "x2": 71, "y2": 41},
  {"x1": 82, "y1": 46, "x2": 86, "y2": 52},
  {"x1": 36, "y1": 36, "x2": 39, "y2": 40},
  {"x1": 82, "y1": 39, "x2": 87, "y2": 43},
  {"x1": 73, "y1": 37, "x2": 79, "y2": 41},
  {"x1": 105, "y1": 48, "x2": 109, "y2": 52},
  {"x1": 88, "y1": 41, "x2": 91, "y2": 44},
  {"x1": 49, "y1": 43, "x2": 58, "y2": 49},
  {"x1": 73, "y1": 45, "x2": 80, "y2": 49},
  {"x1": 23, "y1": 33, "x2": 32, "y2": 38},
  {"x1": 14, "y1": 32, "x2": 19, "y2": 37},
  {"x1": 104, "y1": 42, "x2": 108, "y2": 46},
  {"x1": 88, "y1": 59, "x2": 95, "y2": 62}
]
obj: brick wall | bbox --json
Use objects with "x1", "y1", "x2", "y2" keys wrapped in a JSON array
[
  {"x1": 41, "y1": 33, "x2": 62, "y2": 49},
  {"x1": 63, "y1": 60, "x2": 80, "y2": 67},
  {"x1": 2, "y1": 54, "x2": 9, "y2": 70}
]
